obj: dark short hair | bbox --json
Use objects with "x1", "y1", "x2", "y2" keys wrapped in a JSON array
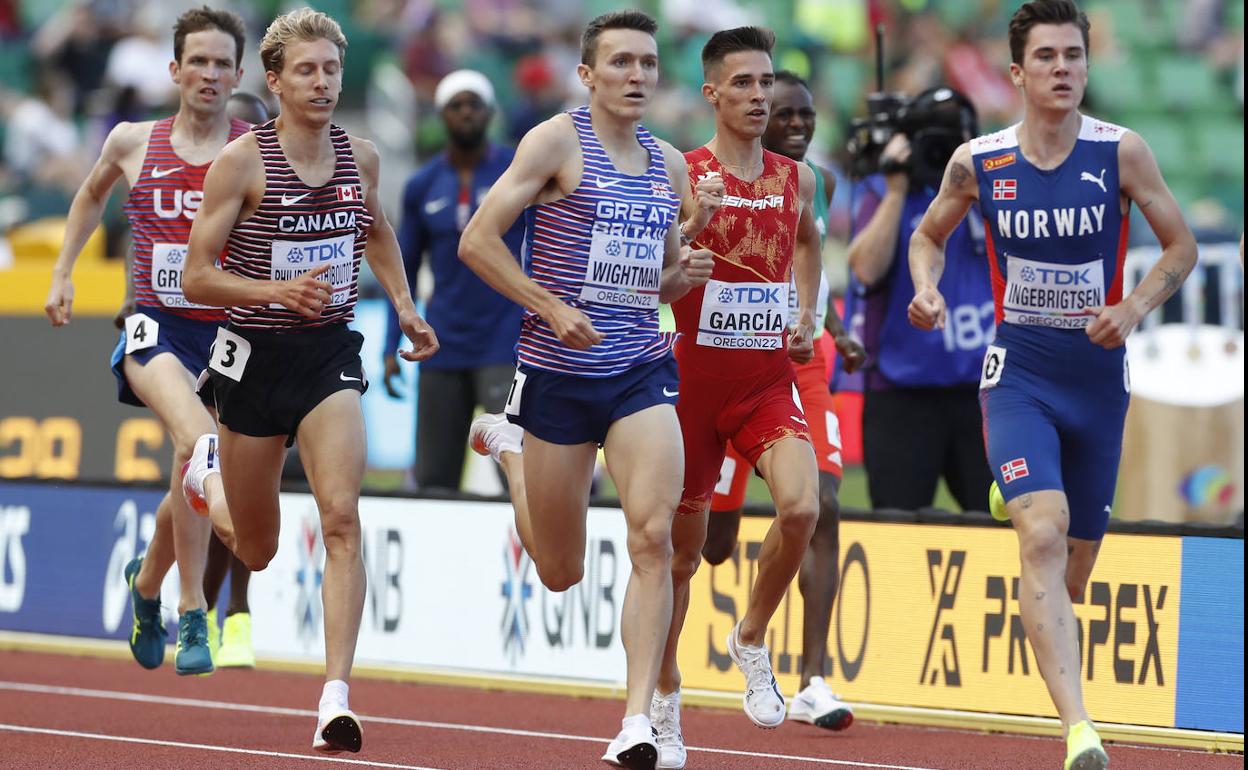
[
  {"x1": 1008, "y1": 0, "x2": 1090, "y2": 65},
  {"x1": 173, "y1": 6, "x2": 246, "y2": 66},
  {"x1": 774, "y1": 70, "x2": 810, "y2": 92},
  {"x1": 581, "y1": 10, "x2": 658, "y2": 66},
  {"x1": 701, "y1": 26, "x2": 776, "y2": 80},
  {"x1": 227, "y1": 91, "x2": 272, "y2": 124}
]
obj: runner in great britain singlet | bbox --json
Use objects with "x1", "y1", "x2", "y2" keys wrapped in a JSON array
[{"x1": 504, "y1": 106, "x2": 681, "y2": 445}]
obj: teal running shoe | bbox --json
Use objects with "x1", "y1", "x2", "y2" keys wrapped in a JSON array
[
  {"x1": 124, "y1": 557, "x2": 167, "y2": 670},
  {"x1": 175, "y1": 608, "x2": 215, "y2": 676}
]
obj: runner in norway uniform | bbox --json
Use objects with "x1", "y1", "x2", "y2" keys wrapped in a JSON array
[
  {"x1": 673, "y1": 146, "x2": 810, "y2": 514},
  {"x1": 110, "y1": 115, "x2": 250, "y2": 404},
  {"x1": 972, "y1": 116, "x2": 1130, "y2": 541},
  {"x1": 202, "y1": 119, "x2": 371, "y2": 444},
  {"x1": 908, "y1": 9, "x2": 1198, "y2": 769},
  {"x1": 506, "y1": 106, "x2": 680, "y2": 441}
]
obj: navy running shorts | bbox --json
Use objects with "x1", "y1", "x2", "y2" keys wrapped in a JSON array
[
  {"x1": 505, "y1": 353, "x2": 679, "y2": 446},
  {"x1": 110, "y1": 306, "x2": 223, "y2": 407},
  {"x1": 979, "y1": 326, "x2": 1129, "y2": 541}
]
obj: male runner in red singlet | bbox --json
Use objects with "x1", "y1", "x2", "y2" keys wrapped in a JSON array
[
  {"x1": 647, "y1": 27, "x2": 826, "y2": 769},
  {"x1": 45, "y1": 6, "x2": 249, "y2": 677},
  {"x1": 184, "y1": 8, "x2": 438, "y2": 754},
  {"x1": 702, "y1": 70, "x2": 865, "y2": 734}
]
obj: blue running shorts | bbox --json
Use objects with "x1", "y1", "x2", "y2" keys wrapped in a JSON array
[
  {"x1": 110, "y1": 306, "x2": 223, "y2": 407},
  {"x1": 505, "y1": 353, "x2": 679, "y2": 446},
  {"x1": 979, "y1": 326, "x2": 1129, "y2": 541}
]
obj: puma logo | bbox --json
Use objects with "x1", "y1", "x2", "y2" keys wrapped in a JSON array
[{"x1": 1080, "y1": 168, "x2": 1107, "y2": 193}]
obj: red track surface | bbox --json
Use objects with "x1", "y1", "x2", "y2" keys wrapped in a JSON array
[{"x1": 0, "y1": 650, "x2": 1239, "y2": 770}]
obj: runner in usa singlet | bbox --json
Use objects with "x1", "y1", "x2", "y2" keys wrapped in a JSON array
[{"x1": 125, "y1": 115, "x2": 251, "y2": 320}]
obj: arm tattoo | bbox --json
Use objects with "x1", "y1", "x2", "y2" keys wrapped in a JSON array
[
  {"x1": 1148, "y1": 266, "x2": 1185, "y2": 305},
  {"x1": 948, "y1": 162, "x2": 972, "y2": 188}
]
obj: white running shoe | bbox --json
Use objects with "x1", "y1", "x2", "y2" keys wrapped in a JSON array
[
  {"x1": 601, "y1": 714, "x2": 657, "y2": 770},
  {"x1": 312, "y1": 707, "x2": 362, "y2": 754},
  {"x1": 181, "y1": 434, "x2": 219, "y2": 515},
  {"x1": 788, "y1": 676, "x2": 854, "y2": 731},
  {"x1": 726, "y1": 622, "x2": 786, "y2": 729},
  {"x1": 469, "y1": 412, "x2": 523, "y2": 463},
  {"x1": 650, "y1": 690, "x2": 686, "y2": 769}
]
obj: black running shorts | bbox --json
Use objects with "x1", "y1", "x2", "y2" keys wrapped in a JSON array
[{"x1": 200, "y1": 323, "x2": 368, "y2": 446}]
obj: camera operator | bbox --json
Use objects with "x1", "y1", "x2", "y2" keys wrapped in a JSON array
[{"x1": 847, "y1": 86, "x2": 994, "y2": 512}]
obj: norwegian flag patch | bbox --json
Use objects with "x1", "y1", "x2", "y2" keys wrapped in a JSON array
[
  {"x1": 992, "y1": 179, "x2": 1017, "y2": 201},
  {"x1": 337, "y1": 184, "x2": 360, "y2": 202},
  {"x1": 1001, "y1": 458, "x2": 1030, "y2": 483}
]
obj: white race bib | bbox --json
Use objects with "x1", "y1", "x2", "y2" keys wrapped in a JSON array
[
  {"x1": 149, "y1": 243, "x2": 211, "y2": 309},
  {"x1": 980, "y1": 344, "x2": 1007, "y2": 389},
  {"x1": 270, "y1": 235, "x2": 356, "y2": 309},
  {"x1": 697, "y1": 279, "x2": 787, "y2": 350},
  {"x1": 124, "y1": 313, "x2": 159, "y2": 355},
  {"x1": 714, "y1": 455, "x2": 737, "y2": 496},
  {"x1": 1002, "y1": 256, "x2": 1104, "y2": 329},
  {"x1": 787, "y1": 269, "x2": 830, "y2": 337},
  {"x1": 208, "y1": 327, "x2": 251, "y2": 382},
  {"x1": 578, "y1": 230, "x2": 663, "y2": 309},
  {"x1": 504, "y1": 369, "x2": 527, "y2": 417}
]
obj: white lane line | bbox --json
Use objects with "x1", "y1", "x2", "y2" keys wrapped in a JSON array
[
  {"x1": 0, "y1": 680, "x2": 944, "y2": 770},
  {"x1": 0, "y1": 723, "x2": 442, "y2": 769}
]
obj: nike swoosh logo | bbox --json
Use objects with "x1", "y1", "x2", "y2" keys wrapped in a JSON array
[
  {"x1": 151, "y1": 166, "x2": 183, "y2": 178},
  {"x1": 340, "y1": 372, "x2": 362, "y2": 382},
  {"x1": 281, "y1": 192, "x2": 312, "y2": 206},
  {"x1": 424, "y1": 198, "x2": 450, "y2": 214},
  {"x1": 593, "y1": 176, "x2": 621, "y2": 189},
  {"x1": 791, "y1": 415, "x2": 807, "y2": 426},
  {"x1": 662, "y1": 387, "x2": 678, "y2": 397}
]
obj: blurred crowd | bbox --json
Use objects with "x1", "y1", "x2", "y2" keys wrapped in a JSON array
[{"x1": 1, "y1": 0, "x2": 1242, "y2": 244}]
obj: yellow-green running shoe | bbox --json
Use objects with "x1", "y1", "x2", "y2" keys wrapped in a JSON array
[
  {"x1": 989, "y1": 481, "x2": 1010, "y2": 522},
  {"x1": 124, "y1": 557, "x2": 167, "y2": 669},
  {"x1": 217, "y1": 612, "x2": 256, "y2": 668},
  {"x1": 1064, "y1": 720, "x2": 1109, "y2": 770},
  {"x1": 206, "y1": 607, "x2": 220, "y2": 662}
]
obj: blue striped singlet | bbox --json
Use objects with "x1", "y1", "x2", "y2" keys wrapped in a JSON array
[{"x1": 516, "y1": 106, "x2": 679, "y2": 377}]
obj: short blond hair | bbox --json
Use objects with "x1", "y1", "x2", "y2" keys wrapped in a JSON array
[{"x1": 259, "y1": 8, "x2": 347, "y2": 74}]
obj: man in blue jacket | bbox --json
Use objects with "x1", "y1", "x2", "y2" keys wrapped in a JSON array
[
  {"x1": 846, "y1": 87, "x2": 995, "y2": 512},
  {"x1": 383, "y1": 70, "x2": 525, "y2": 490}
]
